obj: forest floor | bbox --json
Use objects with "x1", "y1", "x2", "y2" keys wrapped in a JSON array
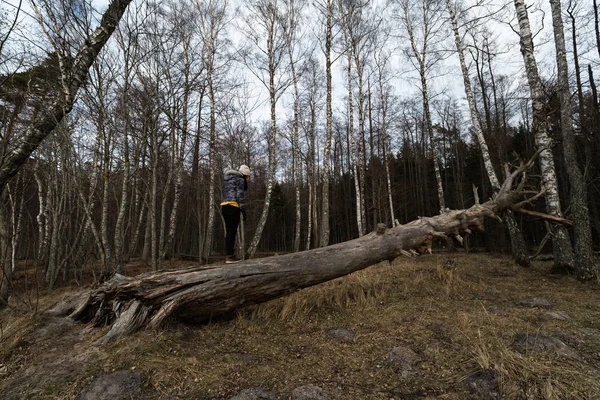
[{"x1": 1, "y1": 252, "x2": 600, "y2": 400}]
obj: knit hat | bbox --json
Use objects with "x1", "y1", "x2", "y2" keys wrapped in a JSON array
[{"x1": 239, "y1": 165, "x2": 251, "y2": 176}]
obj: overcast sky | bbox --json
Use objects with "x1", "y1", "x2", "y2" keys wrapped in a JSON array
[{"x1": 2, "y1": 0, "x2": 599, "y2": 131}]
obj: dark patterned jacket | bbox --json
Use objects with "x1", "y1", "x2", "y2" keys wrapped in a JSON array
[{"x1": 221, "y1": 168, "x2": 247, "y2": 211}]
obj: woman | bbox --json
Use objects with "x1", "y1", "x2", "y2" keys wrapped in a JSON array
[{"x1": 220, "y1": 165, "x2": 250, "y2": 264}]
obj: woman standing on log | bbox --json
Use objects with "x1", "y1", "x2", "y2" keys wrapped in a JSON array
[{"x1": 221, "y1": 165, "x2": 251, "y2": 264}]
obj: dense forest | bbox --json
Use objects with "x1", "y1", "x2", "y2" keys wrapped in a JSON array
[{"x1": 0, "y1": 0, "x2": 599, "y2": 305}]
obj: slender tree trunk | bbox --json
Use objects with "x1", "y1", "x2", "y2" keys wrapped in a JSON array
[
  {"x1": 113, "y1": 117, "x2": 130, "y2": 274},
  {"x1": 567, "y1": 3, "x2": 593, "y2": 176},
  {"x1": 306, "y1": 101, "x2": 317, "y2": 250},
  {"x1": 8, "y1": 179, "x2": 24, "y2": 275},
  {"x1": 550, "y1": 0, "x2": 597, "y2": 280},
  {"x1": 142, "y1": 206, "x2": 152, "y2": 262},
  {"x1": 514, "y1": 0, "x2": 574, "y2": 271},
  {"x1": 163, "y1": 97, "x2": 188, "y2": 261},
  {"x1": 247, "y1": 13, "x2": 279, "y2": 257},
  {"x1": 320, "y1": 1, "x2": 334, "y2": 247},
  {"x1": 0, "y1": 191, "x2": 12, "y2": 305},
  {"x1": 203, "y1": 57, "x2": 216, "y2": 263},
  {"x1": 379, "y1": 81, "x2": 396, "y2": 227},
  {"x1": 284, "y1": 2, "x2": 302, "y2": 253},
  {"x1": 422, "y1": 76, "x2": 445, "y2": 214},
  {"x1": 447, "y1": 0, "x2": 530, "y2": 266},
  {"x1": 355, "y1": 60, "x2": 367, "y2": 234},
  {"x1": 594, "y1": 0, "x2": 600, "y2": 59},
  {"x1": 346, "y1": 51, "x2": 363, "y2": 237},
  {"x1": 150, "y1": 131, "x2": 160, "y2": 271},
  {"x1": 129, "y1": 147, "x2": 148, "y2": 259},
  {"x1": 34, "y1": 166, "x2": 49, "y2": 269}
]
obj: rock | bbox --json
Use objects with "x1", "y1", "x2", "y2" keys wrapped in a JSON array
[
  {"x1": 518, "y1": 297, "x2": 553, "y2": 309},
  {"x1": 542, "y1": 311, "x2": 570, "y2": 320},
  {"x1": 326, "y1": 328, "x2": 355, "y2": 342},
  {"x1": 512, "y1": 333, "x2": 581, "y2": 360},
  {"x1": 229, "y1": 387, "x2": 278, "y2": 400},
  {"x1": 381, "y1": 346, "x2": 422, "y2": 371},
  {"x1": 77, "y1": 370, "x2": 142, "y2": 400},
  {"x1": 553, "y1": 333, "x2": 582, "y2": 346},
  {"x1": 464, "y1": 369, "x2": 499, "y2": 400},
  {"x1": 291, "y1": 384, "x2": 328, "y2": 400}
]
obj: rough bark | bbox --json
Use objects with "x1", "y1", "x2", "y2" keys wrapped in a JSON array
[
  {"x1": 378, "y1": 66, "x2": 396, "y2": 226},
  {"x1": 446, "y1": 0, "x2": 530, "y2": 267},
  {"x1": 549, "y1": 0, "x2": 597, "y2": 280},
  {"x1": 283, "y1": 0, "x2": 302, "y2": 253},
  {"x1": 345, "y1": 45, "x2": 363, "y2": 237},
  {"x1": 0, "y1": 192, "x2": 12, "y2": 305},
  {"x1": 62, "y1": 155, "x2": 565, "y2": 342},
  {"x1": 203, "y1": 48, "x2": 217, "y2": 263},
  {"x1": 320, "y1": 0, "x2": 335, "y2": 247},
  {"x1": 402, "y1": 0, "x2": 446, "y2": 215},
  {"x1": 594, "y1": 0, "x2": 600, "y2": 59},
  {"x1": 514, "y1": 0, "x2": 574, "y2": 272}
]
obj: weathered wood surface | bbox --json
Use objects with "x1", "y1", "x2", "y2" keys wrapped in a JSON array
[{"x1": 56, "y1": 157, "x2": 568, "y2": 342}]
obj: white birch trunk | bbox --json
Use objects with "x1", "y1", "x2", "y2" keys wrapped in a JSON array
[
  {"x1": 284, "y1": 0, "x2": 302, "y2": 253},
  {"x1": 320, "y1": 0, "x2": 334, "y2": 247},
  {"x1": 247, "y1": 30, "x2": 278, "y2": 257},
  {"x1": 203, "y1": 72, "x2": 216, "y2": 262},
  {"x1": 113, "y1": 119, "x2": 130, "y2": 274},
  {"x1": 377, "y1": 67, "x2": 396, "y2": 226},
  {"x1": 346, "y1": 49, "x2": 363, "y2": 237},
  {"x1": 355, "y1": 59, "x2": 367, "y2": 234},
  {"x1": 8, "y1": 184, "x2": 24, "y2": 273},
  {"x1": 514, "y1": 0, "x2": 574, "y2": 271},
  {"x1": 306, "y1": 101, "x2": 317, "y2": 250},
  {"x1": 446, "y1": 0, "x2": 530, "y2": 267},
  {"x1": 422, "y1": 77, "x2": 445, "y2": 214},
  {"x1": 34, "y1": 167, "x2": 49, "y2": 267},
  {"x1": 100, "y1": 134, "x2": 113, "y2": 273},
  {"x1": 403, "y1": 1, "x2": 446, "y2": 214}
]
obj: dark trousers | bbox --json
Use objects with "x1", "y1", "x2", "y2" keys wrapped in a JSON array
[{"x1": 221, "y1": 205, "x2": 241, "y2": 256}]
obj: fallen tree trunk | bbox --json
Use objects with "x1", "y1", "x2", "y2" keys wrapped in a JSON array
[{"x1": 59, "y1": 157, "x2": 568, "y2": 342}]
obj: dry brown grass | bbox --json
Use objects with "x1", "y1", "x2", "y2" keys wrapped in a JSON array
[{"x1": 1, "y1": 252, "x2": 600, "y2": 399}]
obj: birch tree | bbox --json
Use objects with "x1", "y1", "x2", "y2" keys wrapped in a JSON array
[
  {"x1": 240, "y1": 0, "x2": 291, "y2": 257},
  {"x1": 513, "y1": 0, "x2": 574, "y2": 271},
  {"x1": 195, "y1": 0, "x2": 231, "y2": 262},
  {"x1": 282, "y1": 0, "x2": 308, "y2": 252},
  {"x1": 374, "y1": 46, "x2": 398, "y2": 227},
  {"x1": 300, "y1": 56, "x2": 324, "y2": 249},
  {"x1": 339, "y1": 0, "x2": 365, "y2": 236},
  {"x1": 549, "y1": 0, "x2": 597, "y2": 280},
  {"x1": 445, "y1": 0, "x2": 530, "y2": 267},
  {"x1": 314, "y1": 0, "x2": 338, "y2": 247},
  {"x1": 398, "y1": 0, "x2": 447, "y2": 214}
]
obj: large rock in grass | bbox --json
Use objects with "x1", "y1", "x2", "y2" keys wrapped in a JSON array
[
  {"x1": 77, "y1": 370, "x2": 142, "y2": 400},
  {"x1": 512, "y1": 333, "x2": 581, "y2": 360}
]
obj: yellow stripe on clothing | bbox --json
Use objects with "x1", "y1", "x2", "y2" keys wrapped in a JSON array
[{"x1": 220, "y1": 201, "x2": 239, "y2": 207}]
